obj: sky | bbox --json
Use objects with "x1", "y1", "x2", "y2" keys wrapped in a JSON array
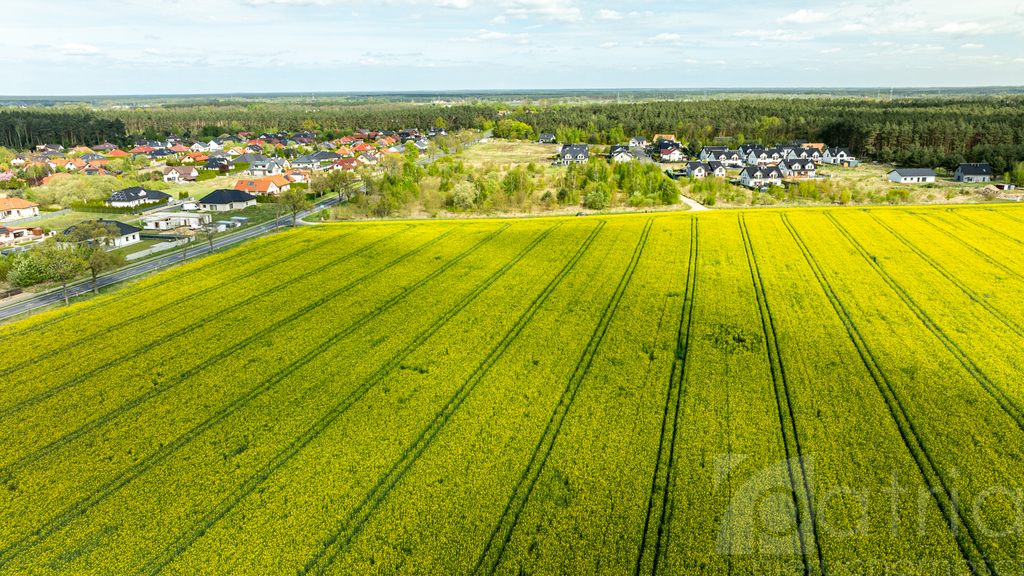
[{"x1": 2, "y1": 0, "x2": 1024, "y2": 95}]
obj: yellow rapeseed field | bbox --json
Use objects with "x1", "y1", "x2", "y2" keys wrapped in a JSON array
[{"x1": 2, "y1": 204, "x2": 1024, "y2": 575}]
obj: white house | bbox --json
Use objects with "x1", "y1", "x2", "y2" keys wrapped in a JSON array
[
  {"x1": 64, "y1": 219, "x2": 142, "y2": 248},
  {"x1": 699, "y1": 146, "x2": 728, "y2": 161},
  {"x1": 556, "y1": 144, "x2": 589, "y2": 165},
  {"x1": 954, "y1": 163, "x2": 992, "y2": 183},
  {"x1": 779, "y1": 159, "x2": 817, "y2": 179},
  {"x1": 629, "y1": 136, "x2": 648, "y2": 147},
  {"x1": 0, "y1": 196, "x2": 40, "y2": 221},
  {"x1": 661, "y1": 148, "x2": 685, "y2": 162},
  {"x1": 162, "y1": 166, "x2": 199, "y2": 183},
  {"x1": 822, "y1": 147, "x2": 856, "y2": 165},
  {"x1": 708, "y1": 150, "x2": 745, "y2": 168},
  {"x1": 739, "y1": 166, "x2": 783, "y2": 188},
  {"x1": 248, "y1": 160, "x2": 284, "y2": 177},
  {"x1": 104, "y1": 187, "x2": 172, "y2": 208},
  {"x1": 610, "y1": 146, "x2": 634, "y2": 163},
  {"x1": 199, "y1": 189, "x2": 258, "y2": 212},
  {"x1": 888, "y1": 168, "x2": 937, "y2": 183},
  {"x1": 685, "y1": 161, "x2": 727, "y2": 178}
]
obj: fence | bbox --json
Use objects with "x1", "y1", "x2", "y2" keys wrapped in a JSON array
[
  {"x1": 0, "y1": 209, "x2": 71, "y2": 226},
  {"x1": 0, "y1": 288, "x2": 23, "y2": 300}
]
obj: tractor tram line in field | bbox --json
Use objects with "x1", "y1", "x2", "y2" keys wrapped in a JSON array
[
  {"x1": 739, "y1": 215, "x2": 825, "y2": 576},
  {"x1": 0, "y1": 224, "x2": 347, "y2": 341},
  {"x1": 905, "y1": 210, "x2": 1024, "y2": 281},
  {"x1": 780, "y1": 214, "x2": 990, "y2": 572},
  {"x1": 635, "y1": 218, "x2": 698, "y2": 576},
  {"x1": 865, "y1": 211, "x2": 1024, "y2": 339},
  {"x1": 825, "y1": 213, "x2": 1024, "y2": 435},
  {"x1": 947, "y1": 208, "x2": 1024, "y2": 248},
  {"x1": 8, "y1": 207, "x2": 1024, "y2": 575},
  {"x1": 0, "y1": 227, "x2": 366, "y2": 378},
  {"x1": 138, "y1": 221, "x2": 579, "y2": 576},
  {"x1": 469, "y1": 220, "x2": 654, "y2": 576},
  {"x1": 296, "y1": 220, "x2": 610, "y2": 576},
  {"x1": 0, "y1": 225, "x2": 449, "y2": 474},
  {"x1": 0, "y1": 226, "x2": 405, "y2": 424},
  {"x1": 0, "y1": 223, "x2": 511, "y2": 570}
]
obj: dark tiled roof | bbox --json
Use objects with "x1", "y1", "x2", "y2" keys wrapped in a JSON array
[{"x1": 200, "y1": 189, "x2": 257, "y2": 204}]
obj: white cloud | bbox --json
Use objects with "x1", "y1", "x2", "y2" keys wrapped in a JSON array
[
  {"x1": 685, "y1": 59, "x2": 698, "y2": 64},
  {"x1": 451, "y1": 29, "x2": 529, "y2": 42},
  {"x1": 599, "y1": 41, "x2": 617, "y2": 48},
  {"x1": 595, "y1": 9, "x2": 621, "y2": 20},
  {"x1": 838, "y1": 24, "x2": 865, "y2": 32},
  {"x1": 872, "y1": 41, "x2": 894, "y2": 47},
  {"x1": 777, "y1": 9, "x2": 827, "y2": 24},
  {"x1": 60, "y1": 44, "x2": 101, "y2": 56},
  {"x1": 736, "y1": 29, "x2": 813, "y2": 42},
  {"x1": 643, "y1": 33, "x2": 682, "y2": 46},
  {"x1": 960, "y1": 43, "x2": 984, "y2": 49},
  {"x1": 435, "y1": 0, "x2": 473, "y2": 8},
  {"x1": 501, "y1": 0, "x2": 581, "y2": 22},
  {"x1": 490, "y1": 15, "x2": 507, "y2": 24},
  {"x1": 933, "y1": 22, "x2": 984, "y2": 36},
  {"x1": 820, "y1": 48, "x2": 841, "y2": 53}
]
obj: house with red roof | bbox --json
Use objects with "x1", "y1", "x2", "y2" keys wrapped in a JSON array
[
  {"x1": 0, "y1": 196, "x2": 40, "y2": 221},
  {"x1": 108, "y1": 149, "x2": 130, "y2": 158},
  {"x1": 234, "y1": 178, "x2": 281, "y2": 195}
]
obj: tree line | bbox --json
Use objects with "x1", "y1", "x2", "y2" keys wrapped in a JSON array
[{"x1": 4, "y1": 97, "x2": 1024, "y2": 171}]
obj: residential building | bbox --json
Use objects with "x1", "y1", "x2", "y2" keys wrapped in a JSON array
[
  {"x1": 779, "y1": 159, "x2": 817, "y2": 179},
  {"x1": 629, "y1": 136, "x2": 648, "y2": 147},
  {"x1": 200, "y1": 189, "x2": 258, "y2": 211},
  {"x1": 234, "y1": 179, "x2": 280, "y2": 196},
  {"x1": 64, "y1": 219, "x2": 142, "y2": 248},
  {"x1": 685, "y1": 161, "x2": 726, "y2": 178},
  {"x1": 539, "y1": 133, "x2": 556, "y2": 144},
  {"x1": 104, "y1": 187, "x2": 172, "y2": 208},
  {"x1": 162, "y1": 166, "x2": 199, "y2": 183},
  {"x1": 699, "y1": 146, "x2": 729, "y2": 161},
  {"x1": 954, "y1": 163, "x2": 993, "y2": 183},
  {"x1": 661, "y1": 148, "x2": 685, "y2": 162},
  {"x1": 142, "y1": 213, "x2": 212, "y2": 231},
  {"x1": 556, "y1": 144, "x2": 589, "y2": 165},
  {"x1": 822, "y1": 147, "x2": 856, "y2": 165},
  {"x1": 888, "y1": 168, "x2": 937, "y2": 183},
  {"x1": 0, "y1": 197, "x2": 40, "y2": 221},
  {"x1": 739, "y1": 166, "x2": 783, "y2": 188}
]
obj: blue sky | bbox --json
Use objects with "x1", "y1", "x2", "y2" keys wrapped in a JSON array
[{"x1": 3, "y1": 0, "x2": 1023, "y2": 95}]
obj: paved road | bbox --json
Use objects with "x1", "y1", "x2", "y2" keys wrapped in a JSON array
[
  {"x1": 0, "y1": 197, "x2": 340, "y2": 321},
  {"x1": 0, "y1": 137, "x2": 484, "y2": 321}
]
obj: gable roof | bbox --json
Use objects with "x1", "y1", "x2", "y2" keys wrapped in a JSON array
[
  {"x1": 889, "y1": 168, "x2": 936, "y2": 177},
  {"x1": 64, "y1": 218, "x2": 142, "y2": 237},
  {"x1": 0, "y1": 197, "x2": 39, "y2": 211},
  {"x1": 235, "y1": 153, "x2": 269, "y2": 163},
  {"x1": 957, "y1": 163, "x2": 992, "y2": 175},
  {"x1": 202, "y1": 189, "x2": 258, "y2": 204},
  {"x1": 105, "y1": 187, "x2": 171, "y2": 204}
]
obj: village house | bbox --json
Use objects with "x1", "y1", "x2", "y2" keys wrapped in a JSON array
[
  {"x1": 779, "y1": 159, "x2": 817, "y2": 179},
  {"x1": 954, "y1": 163, "x2": 992, "y2": 183},
  {"x1": 162, "y1": 166, "x2": 199, "y2": 183},
  {"x1": 685, "y1": 161, "x2": 727, "y2": 178},
  {"x1": 555, "y1": 144, "x2": 590, "y2": 166},
  {"x1": 64, "y1": 219, "x2": 142, "y2": 248},
  {"x1": 660, "y1": 147, "x2": 685, "y2": 162},
  {"x1": 200, "y1": 189, "x2": 258, "y2": 211},
  {"x1": 739, "y1": 165, "x2": 783, "y2": 188},
  {"x1": 888, "y1": 168, "x2": 937, "y2": 184},
  {"x1": 0, "y1": 196, "x2": 40, "y2": 221},
  {"x1": 105, "y1": 187, "x2": 172, "y2": 208},
  {"x1": 234, "y1": 179, "x2": 279, "y2": 195},
  {"x1": 822, "y1": 147, "x2": 856, "y2": 165}
]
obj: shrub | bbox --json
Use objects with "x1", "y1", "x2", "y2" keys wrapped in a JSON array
[
  {"x1": 585, "y1": 189, "x2": 607, "y2": 210},
  {"x1": 7, "y1": 253, "x2": 48, "y2": 287}
]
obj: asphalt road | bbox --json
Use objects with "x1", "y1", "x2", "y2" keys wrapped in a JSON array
[
  {"x1": 0, "y1": 196, "x2": 341, "y2": 321},
  {"x1": 0, "y1": 136, "x2": 487, "y2": 321}
]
